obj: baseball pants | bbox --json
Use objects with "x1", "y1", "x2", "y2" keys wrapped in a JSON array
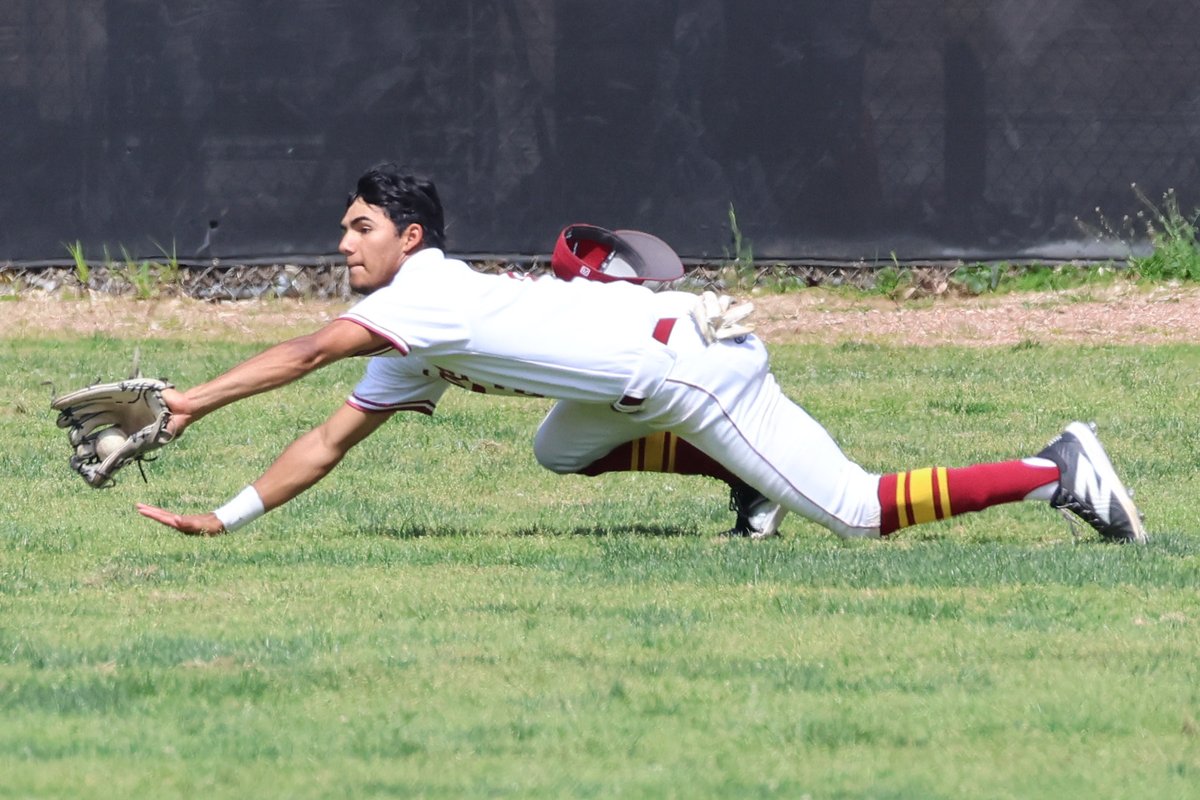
[{"x1": 534, "y1": 325, "x2": 883, "y2": 538}]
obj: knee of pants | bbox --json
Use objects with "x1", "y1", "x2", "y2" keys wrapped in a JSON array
[
  {"x1": 536, "y1": 452, "x2": 582, "y2": 475},
  {"x1": 783, "y1": 465, "x2": 882, "y2": 540},
  {"x1": 821, "y1": 518, "x2": 882, "y2": 540},
  {"x1": 532, "y1": 431, "x2": 585, "y2": 474}
]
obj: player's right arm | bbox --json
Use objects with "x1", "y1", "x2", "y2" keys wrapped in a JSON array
[
  {"x1": 136, "y1": 402, "x2": 393, "y2": 535},
  {"x1": 163, "y1": 318, "x2": 388, "y2": 437}
]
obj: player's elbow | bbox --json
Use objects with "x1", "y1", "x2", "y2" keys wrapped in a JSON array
[{"x1": 285, "y1": 334, "x2": 339, "y2": 372}]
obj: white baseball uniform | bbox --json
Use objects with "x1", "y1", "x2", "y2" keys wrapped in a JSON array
[{"x1": 340, "y1": 247, "x2": 882, "y2": 537}]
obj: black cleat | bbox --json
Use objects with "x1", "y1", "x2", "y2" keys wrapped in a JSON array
[
  {"x1": 1037, "y1": 422, "x2": 1147, "y2": 543},
  {"x1": 723, "y1": 484, "x2": 786, "y2": 539}
]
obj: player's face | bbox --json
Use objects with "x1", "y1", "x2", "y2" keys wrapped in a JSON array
[{"x1": 339, "y1": 198, "x2": 412, "y2": 293}]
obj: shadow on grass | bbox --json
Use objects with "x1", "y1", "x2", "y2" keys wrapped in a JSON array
[
  {"x1": 560, "y1": 524, "x2": 703, "y2": 538},
  {"x1": 356, "y1": 523, "x2": 706, "y2": 539}
]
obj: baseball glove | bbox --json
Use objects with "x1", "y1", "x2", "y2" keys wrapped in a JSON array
[{"x1": 51, "y1": 377, "x2": 175, "y2": 488}]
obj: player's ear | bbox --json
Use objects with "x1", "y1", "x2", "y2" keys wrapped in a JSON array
[{"x1": 399, "y1": 222, "x2": 425, "y2": 253}]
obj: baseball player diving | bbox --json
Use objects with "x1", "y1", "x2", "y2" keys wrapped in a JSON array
[{"x1": 132, "y1": 163, "x2": 1147, "y2": 544}]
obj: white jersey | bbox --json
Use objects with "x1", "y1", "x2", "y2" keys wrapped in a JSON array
[
  {"x1": 342, "y1": 248, "x2": 884, "y2": 539},
  {"x1": 340, "y1": 248, "x2": 697, "y2": 413}
]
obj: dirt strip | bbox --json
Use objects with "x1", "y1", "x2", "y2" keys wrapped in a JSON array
[{"x1": 3, "y1": 283, "x2": 1199, "y2": 345}]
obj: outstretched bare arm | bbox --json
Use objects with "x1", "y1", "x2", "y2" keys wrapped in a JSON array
[{"x1": 163, "y1": 319, "x2": 385, "y2": 437}]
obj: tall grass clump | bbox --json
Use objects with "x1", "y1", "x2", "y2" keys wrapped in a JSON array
[
  {"x1": 718, "y1": 205, "x2": 812, "y2": 294},
  {"x1": 720, "y1": 203, "x2": 758, "y2": 291},
  {"x1": 119, "y1": 245, "x2": 158, "y2": 299},
  {"x1": 1128, "y1": 185, "x2": 1200, "y2": 282},
  {"x1": 152, "y1": 239, "x2": 183, "y2": 289},
  {"x1": 59, "y1": 240, "x2": 185, "y2": 299},
  {"x1": 64, "y1": 240, "x2": 91, "y2": 291}
]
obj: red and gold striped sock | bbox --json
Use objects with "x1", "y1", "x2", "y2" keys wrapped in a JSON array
[
  {"x1": 878, "y1": 460, "x2": 1060, "y2": 535},
  {"x1": 580, "y1": 435, "x2": 740, "y2": 483}
]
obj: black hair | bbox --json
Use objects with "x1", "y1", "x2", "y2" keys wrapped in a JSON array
[{"x1": 348, "y1": 162, "x2": 446, "y2": 250}]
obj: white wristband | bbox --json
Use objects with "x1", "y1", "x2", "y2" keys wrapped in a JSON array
[{"x1": 213, "y1": 486, "x2": 265, "y2": 532}]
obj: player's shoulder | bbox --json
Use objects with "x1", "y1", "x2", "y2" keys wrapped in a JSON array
[{"x1": 399, "y1": 247, "x2": 469, "y2": 275}]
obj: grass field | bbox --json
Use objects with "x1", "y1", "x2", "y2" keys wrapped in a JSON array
[{"x1": 3, "y1": 329, "x2": 1200, "y2": 798}]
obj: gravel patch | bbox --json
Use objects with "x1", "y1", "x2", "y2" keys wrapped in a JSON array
[{"x1": 3, "y1": 283, "x2": 1199, "y2": 346}]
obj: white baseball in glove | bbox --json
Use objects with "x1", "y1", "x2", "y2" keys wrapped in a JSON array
[{"x1": 52, "y1": 377, "x2": 175, "y2": 488}]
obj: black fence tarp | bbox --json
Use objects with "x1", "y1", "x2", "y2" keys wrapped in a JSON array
[{"x1": 2, "y1": 0, "x2": 1197, "y2": 263}]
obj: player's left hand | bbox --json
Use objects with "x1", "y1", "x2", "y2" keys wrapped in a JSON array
[
  {"x1": 161, "y1": 387, "x2": 197, "y2": 439},
  {"x1": 136, "y1": 503, "x2": 226, "y2": 536}
]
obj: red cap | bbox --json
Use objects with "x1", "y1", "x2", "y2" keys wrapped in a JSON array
[{"x1": 551, "y1": 224, "x2": 684, "y2": 289}]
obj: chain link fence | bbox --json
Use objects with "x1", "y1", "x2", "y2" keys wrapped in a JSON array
[{"x1": 1, "y1": 255, "x2": 1094, "y2": 302}]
